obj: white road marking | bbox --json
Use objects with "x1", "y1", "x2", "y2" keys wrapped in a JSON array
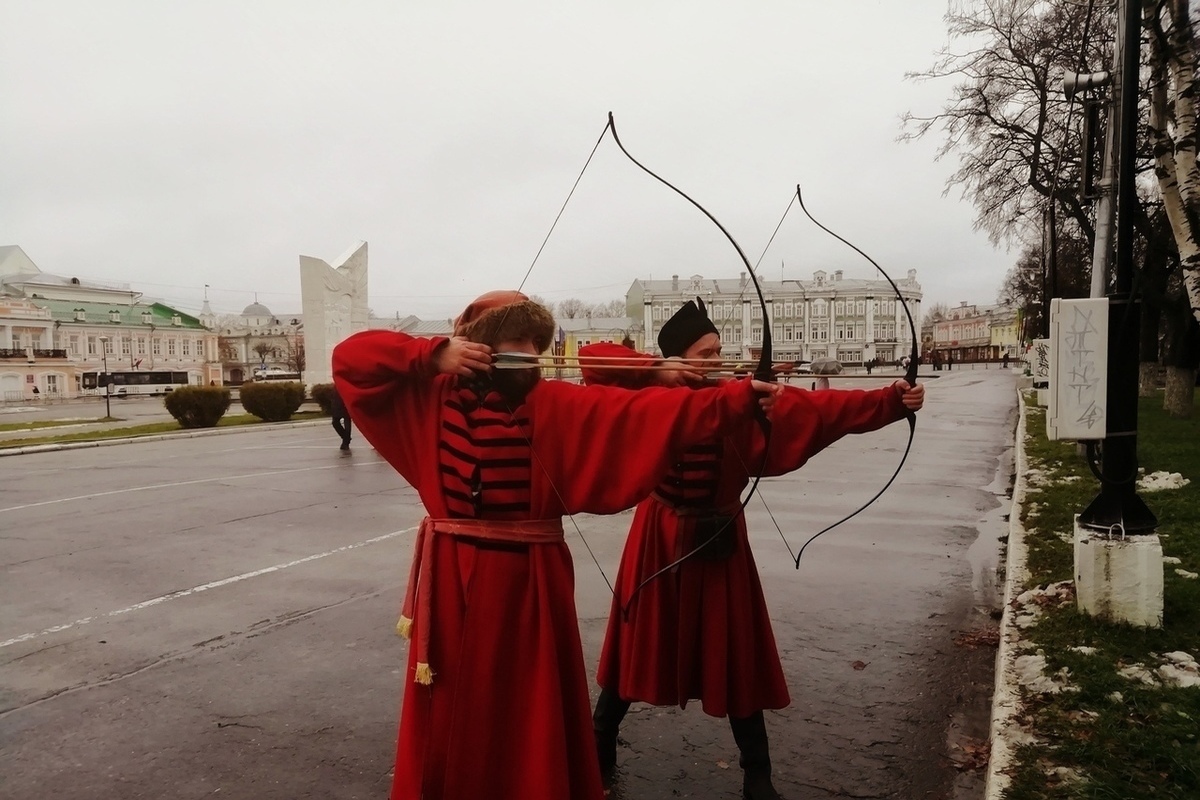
[
  {"x1": 0, "y1": 526, "x2": 418, "y2": 649},
  {"x1": 0, "y1": 461, "x2": 385, "y2": 514}
]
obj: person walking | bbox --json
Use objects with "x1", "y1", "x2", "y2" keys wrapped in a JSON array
[{"x1": 330, "y1": 387, "x2": 352, "y2": 450}]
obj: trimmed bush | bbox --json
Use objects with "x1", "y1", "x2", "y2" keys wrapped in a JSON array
[
  {"x1": 240, "y1": 381, "x2": 306, "y2": 422},
  {"x1": 310, "y1": 382, "x2": 336, "y2": 416},
  {"x1": 163, "y1": 386, "x2": 232, "y2": 429}
]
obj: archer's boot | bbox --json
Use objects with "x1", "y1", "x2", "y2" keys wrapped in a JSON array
[
  {"x1": 730, "y1": 711, "x2": 784, "y2": 800},
  {"x1": 592, "y1": 687, "x2": 631, "y2": 775}
]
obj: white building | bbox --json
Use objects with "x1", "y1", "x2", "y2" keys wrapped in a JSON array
[
  {"x1": 0, "y1": 246, "x2": 221, "y2": 398},
  {"x1": 208, "y1": 301, "x2": 304, "y2": 385},
  {"x1": 628, "y1": 269, "x2": 922, "y2": 366}
]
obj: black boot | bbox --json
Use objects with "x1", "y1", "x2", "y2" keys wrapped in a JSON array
[
  {"x1": 729, "y1": 712, "x2": 783, "y2": 800},
  {"x1": 592, "y1": 687, "x2": 631, "y2": 774}
]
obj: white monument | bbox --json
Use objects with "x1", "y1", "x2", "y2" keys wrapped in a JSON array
[{"x1": 299, "y1": 241, "x2": 369, "y2": 387}]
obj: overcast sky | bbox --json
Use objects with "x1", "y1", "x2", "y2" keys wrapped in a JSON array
[{"x1": 2, "y1": 1, "x2": 1017, "y2": 321}]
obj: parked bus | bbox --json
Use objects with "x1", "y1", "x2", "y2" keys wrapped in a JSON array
[
  {"x1": 252, "y1": 369, "x2": 302, "y2": 382},
  {"x1": 81, "y1": 370, "x2": 191, "y2": 396}
]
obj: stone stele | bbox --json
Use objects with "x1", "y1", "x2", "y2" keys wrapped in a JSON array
[{"x1": 300, "y1": 241, "x2": 368, "y2": 388}]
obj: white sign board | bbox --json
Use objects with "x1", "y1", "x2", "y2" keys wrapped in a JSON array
[
  {"x1": 1047, "y1": 297, "x2": 1108, "y2": 441},
  {"x1": 1029, "y1": 338, "x2": 1051, "y2": 387}
]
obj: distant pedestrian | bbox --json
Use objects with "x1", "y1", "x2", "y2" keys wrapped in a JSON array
[
  {"x1": 947, "y1": 352, "x2": 954, "y2": 371},
  {"x1": 330, "y1": 387, "x2": 352, "y2": 450},
  {"x1": 1002, "y1": 352, "x2": 1010, "y2": 368}
]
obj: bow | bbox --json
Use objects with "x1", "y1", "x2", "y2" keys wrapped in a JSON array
[
  {"x1": 494, "y1": 113, "x2": 779, "y2": 604},
  {"x1": 788, "y1": 183, "x2": 920, "y2": 569},
  {"x1": 602, "y1": 113, "x2": 778, "y2": 615}
]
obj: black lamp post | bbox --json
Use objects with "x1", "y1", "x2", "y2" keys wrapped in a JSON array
[
  {"x1": 1078, "y1": 0, "x2": 1157, "y2": 532},
  {"x1": 98, "y1": 336, "x2": 111, "y2": 419}
]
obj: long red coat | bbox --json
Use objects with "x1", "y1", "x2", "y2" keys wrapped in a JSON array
[
  {"x1": 332, "y1": 330, "x2": 757, "y2": 800},
  {"x1": 580, "y1": 343, "x2": 908, "y2": 718}
]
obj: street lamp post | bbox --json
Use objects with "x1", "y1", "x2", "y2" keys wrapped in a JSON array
[{"x1": 98, "y1": 336, "x2": 111, "y2": 419}]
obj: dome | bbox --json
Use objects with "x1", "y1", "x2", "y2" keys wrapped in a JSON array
[{"x1": 242, "y1": 301, "x2": 272, "y2": 317}]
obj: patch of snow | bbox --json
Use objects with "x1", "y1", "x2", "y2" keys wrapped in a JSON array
[
  {"x1": 1108, "y1": 691, "x2": 1124, "y2": 703},
  {"x1": 1118, "y1": 664, "x2": 1160, "y2": 687},
  {"x1": 1048, "y1": 765, "x2": 1084, "y2": 783},
  {"x1": 1157, "y1": 664, "x2": 1200, "y2": 689},
  {"x1": 1071, "y1": 646, "x2": 1099, "y2": 656},
  {"x1": 1175, "y1": 569, "x2": 1198, "y2": 580},
  {"x1": 1061, "y1": 475, "x2": 1082, "y2": 483},
  {"x1": 1137, "y1": 471, "x2": 1190, "y2": 492},
  {"x1": 1163, "y1": 556, "x2": 1182, "y2": 565},
  {"x1": 1163, "y1": 652, "x2": 1198, "y2": 667},
  {"x1": 1014, "y1": 653, "x2": 1075, "y2": 694}
]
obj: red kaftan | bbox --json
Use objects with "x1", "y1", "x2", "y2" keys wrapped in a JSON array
[
  {"x1": 580, "y1": 343, "x2": 908, "y2": 718},
  {"x1": 332, "y1": 330, "x2": 757, "y2": 800}
]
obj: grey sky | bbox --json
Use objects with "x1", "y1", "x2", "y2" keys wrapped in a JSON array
[{"x1": 2, "y1": 1, "x2": 1015, "y2": 320}]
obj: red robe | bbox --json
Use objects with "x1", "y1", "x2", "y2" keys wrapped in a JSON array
[
  {"x1": 332, "y1": 330, "x2": 758, "y2": 800},
  {"x1": 580, "y1": 343, "x2": 908, "y2": 718}
]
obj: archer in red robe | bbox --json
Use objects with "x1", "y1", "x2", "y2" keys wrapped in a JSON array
[
  {"x1": 581, "y1": 298, "x2": 925, "y2": 800},
  {"x1": 333, "y1": 291, "x2": 775, "y2": 800}
]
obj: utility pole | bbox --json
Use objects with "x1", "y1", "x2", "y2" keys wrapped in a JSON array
[{"x1": 1078, "y1": 0, "x2": 1157, "y2": 532}]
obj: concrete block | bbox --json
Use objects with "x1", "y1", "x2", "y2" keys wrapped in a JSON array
[{"x1": 1074, "y1": 516, "x2": 1163, "y2": 628}]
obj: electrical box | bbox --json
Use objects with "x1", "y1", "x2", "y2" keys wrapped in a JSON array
[{"x1": 1047, "y1": 297, "x2": 1108, "y2": 441}]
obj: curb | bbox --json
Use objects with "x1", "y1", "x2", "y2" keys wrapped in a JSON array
[
  {"x1": 0, "y1": 419, "x2": 328, "y2": 458},
  {"x1": 983, "y1": 390, "x2": 1032, "y2": 799}
]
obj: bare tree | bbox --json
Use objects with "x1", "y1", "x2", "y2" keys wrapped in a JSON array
[
  {"x1": 902, "y1": 0, "x2": 1113, "y2": 246},
  {"x1": 252, "y1": 342, "x2": 273, "y2": 364},
  {"x1": 591, "y1": 298, "x2": 628, "y2": 317},
  {"x1": 556, "y1": 298, "x2": 588, "y2": 319},
  {"x1": 283, "y1": 337, "x2": 306, "y2": 373},
  {"x1": 921, "y1": 302, "x2": 949, "y2": 328}
]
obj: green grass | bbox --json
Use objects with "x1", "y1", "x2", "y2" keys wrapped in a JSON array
[
  {"x1": 1005, "y1": 390, "x2": 1200, "y2": 799},
  {"x1": 0, "y1": 411, "x2": 325, "y2": 449},
  {"x1": 0, "y1": 418, "x2": 107, "y2": 433}
]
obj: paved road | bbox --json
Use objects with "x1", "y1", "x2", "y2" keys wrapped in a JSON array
[{"x1": 0, "y1": 370, "x2": 1017, "y2": 799}]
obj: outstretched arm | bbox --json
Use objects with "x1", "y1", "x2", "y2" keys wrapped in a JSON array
[
  {"x1": 534, "y1": 378, "x2": 761, "y2": 515},
  {"x1": 579, "y1": 342, "x2": 707, "y2": 388},
  {"x1": 751, "y1": 380, "x2": 922, "y2": 476}
]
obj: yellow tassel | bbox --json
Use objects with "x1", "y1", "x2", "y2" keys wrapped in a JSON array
[
  {"x1": 415, "y1": 662, "x2": 434, "y2": 685},
  {"x1": 396, "y1": 616, "x2": 413, "y2": 639}
]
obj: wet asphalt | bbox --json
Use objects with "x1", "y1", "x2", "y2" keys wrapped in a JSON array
[{"x1": 0, "y1": 367, "x2": 1016, "y2": 799}]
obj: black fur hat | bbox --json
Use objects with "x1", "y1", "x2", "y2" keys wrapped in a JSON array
[{"x1": 657, "y1": 297, "x2": 719, "y2": 358}]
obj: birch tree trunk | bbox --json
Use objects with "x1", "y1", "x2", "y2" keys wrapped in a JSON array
[
  {"x1": 1149, "y1": 0, "x2": 1200, "y2": 324},
  {"x1": 1163, "y1": 366, "x2": 1196, "y2": 416}
]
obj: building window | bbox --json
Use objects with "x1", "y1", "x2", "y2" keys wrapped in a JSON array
[
  {"x1": 103, "y1": 339, "x2": 113, "y2": 354},
  {"x1": 137, "y1": 337, "x2": 146, "y2": 354},
  {"x1": 69, "y1": 335, "x2": 80, "y2": 354},
  {"x1": 153, "y1": 338, "x2": 162, "y2": 356},
  {"x1": 120, "y1": 337, "x2": 130, "y2": 355},
  {"x1": 87, "y1": 337, "x2": 96, "y2": 355},
  {"x1": 168, "y1": 339, "x2": 177, "y2": 356},
  {"x1": 46, "y1": 374, "x2": 59, "y2": 394},
  {"x1": 182, "y1": 339, "x2": 191, "y2": 357}
]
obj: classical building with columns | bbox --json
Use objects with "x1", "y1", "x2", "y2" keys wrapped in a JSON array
[{"x1": 626, "y1": 269, "x2": 922, "y2": 365}]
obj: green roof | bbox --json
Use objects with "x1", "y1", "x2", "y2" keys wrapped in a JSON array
[{"x1": 33, "y1": 298, "x2": 205, "y2": 329}]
